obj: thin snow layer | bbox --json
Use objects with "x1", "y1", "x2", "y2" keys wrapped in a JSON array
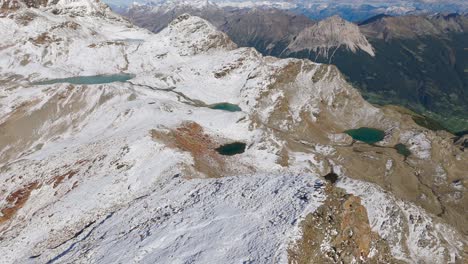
[
  {"x1": 30, "y1": 173, "x2": 326, "y2": 264},
  {"x1": 0, "y1": 82, "x2": 321, "y2": 263},
  {"x1": 400, "y1": 130, "x2": 432, "y2": 160},
  {"x1": 0, "y1": 6, "x2": 463, "y2": 264},
  {"x1": 338, "y1": 176, "x2": 465, "y2": 263},
  {"x1": 50, "y1": 0, "x2": 112, "y2": 14}
]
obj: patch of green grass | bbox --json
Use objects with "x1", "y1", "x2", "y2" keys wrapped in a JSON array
[{"x1": 411, "y1": 115, "x2": 446, "y2": 131}]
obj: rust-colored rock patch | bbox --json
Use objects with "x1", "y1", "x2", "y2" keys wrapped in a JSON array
[
  {"x1": 29, "y1": 33, "x2": 62, "y2": 45},
  {"x1": 48, "y1": 170, "x2": 77, "y2": 189},
  {"x1": 288, "y1": 186, "x2": 402, "y2": 264},
  {"x1": 150, "y1": 122, "x2": 228, "y2": 178},
  {"x1": 0, "y1": 182, "x2": 39, "y2": 224},
  {"x1": 335, "y1": 196, "x2": 373, "y2": 259}
]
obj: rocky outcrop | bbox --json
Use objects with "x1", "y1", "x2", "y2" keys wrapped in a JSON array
[
  {"x1": 289, "y1": 187, "x2": 401, "y2": 264},
  {"x1": 454, "y1": 134, "x2": 468, "y2": 151}
]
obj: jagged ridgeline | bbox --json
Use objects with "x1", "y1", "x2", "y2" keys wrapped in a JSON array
[
  {"x1": 0, "y1": 0, "x2": 467, "y2": 263},
  {"x1": 121, "y1": 3, "x2": 468, "y2": 133}
]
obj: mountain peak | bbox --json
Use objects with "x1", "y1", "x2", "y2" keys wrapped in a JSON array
[
  {"x1": 327, "y1": 14, "x2": 345, "y2": 22},
  {"x1": 163, "y1": 14, "x2": 237, "y2": 55},
  {"x1": 286, "y1": 15, "x2": 375, "y2": 59}
]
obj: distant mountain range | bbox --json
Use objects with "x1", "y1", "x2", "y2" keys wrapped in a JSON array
[
  {"x1": 120, "y1": 1, "x2": 468, "y2": 132},
  {"x1": 290, "y1": 0, "x2": 468, "y2": 21},
  {"x1": 105, "y1": 0, "x2": 468, "y2": 21}
]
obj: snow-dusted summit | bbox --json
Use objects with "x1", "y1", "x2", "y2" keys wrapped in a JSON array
[{"x1": 1, "y1": 0, "x2": 112, "y2": 15}]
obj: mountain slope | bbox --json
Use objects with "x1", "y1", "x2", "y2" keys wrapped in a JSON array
[
  {"x1": 0, "y1": 2, "x2": 467, "y2": 263},
  {"x1": 350, "y1": 14, "x2": 468, "y2": 131}
]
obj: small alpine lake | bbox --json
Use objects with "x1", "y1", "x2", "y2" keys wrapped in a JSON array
[
  {"x1": 395, "y1": 143, "x2": 411, "y2": 158},
  {"x1": 344, "y1": 127, "x2": 385, "y2": 144},
  {"x1": 208, "y1": 103, "x2": 242, "y2": 112},
  {"x1": 32, "y1": 73, "x2": 135, "y2": 85},
  {"x1": 215, "y1": 142, "x2": 246, "y2": 156},
  {"x1": 324, "y1": 172, "x2": 338, "y2": 184}
]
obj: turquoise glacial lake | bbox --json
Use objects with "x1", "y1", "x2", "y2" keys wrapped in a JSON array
[
  {"x1": 32, "y1": 73, "x2": 135, "y2": 85},
  {"x1": 209, "y1": 103, "x2": 242, "y2": 112}
]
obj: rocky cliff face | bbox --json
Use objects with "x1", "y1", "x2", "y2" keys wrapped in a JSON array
[
  {"x1": 285, "y1": 15, "x2": 375, "y2": 60},
  {"x1": 218, "y1": 8, "x2": 314, "y2": 55},
  {"x1": 0, "y1": 2, "x2": 467, "y2": 263}
]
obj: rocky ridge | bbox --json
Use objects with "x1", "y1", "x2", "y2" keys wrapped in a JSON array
[{"x1": 360, "y1": 13, "x2": 468, "y2": 40}]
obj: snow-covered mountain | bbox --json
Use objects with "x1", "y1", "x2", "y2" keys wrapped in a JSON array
[
  {"x1": 124, "y1": 0, "x2": 226, "y2": 33},
  {"x1": 104, "y1": 0, "x2": 468, "y2": 22},
  {"x1": 0, "y1": 0, "x2": 467, "y2": 263}
]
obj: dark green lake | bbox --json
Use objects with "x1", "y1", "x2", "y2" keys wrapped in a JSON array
[
  {"x1": 395, "y1": 143, "x2": 411, "y2": 158},
  {"x1": 324, "y1": 172, "x2": 338, "y2": 184},
  {"x1": 209, "y1": 103, "x2": 242, "y2": 112},
  {"x1": 215, "y1": 142, "x2": 246, "y2": 156},
  {"x1": 32, "y1": 73, "x2": 135, "y2": 85},
  {"x1": 344, "y1": 127, "x2": 385, "y2": 144}
]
